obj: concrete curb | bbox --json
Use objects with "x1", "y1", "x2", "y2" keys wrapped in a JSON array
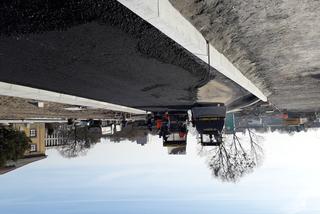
[
  {"x1": 0, "y1": 82, "x2": 146, "y2": 115},
  {"x1": 117, "y1": 0, "x2": 267, "y2": 101}
]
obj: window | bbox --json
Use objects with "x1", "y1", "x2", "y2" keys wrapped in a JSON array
[
  {"x1": 30, "y1": 144, "x2": 37, "y2": 152},
  {"x1": 30, "y1": 129, "x2": 37, "y2": 137}
]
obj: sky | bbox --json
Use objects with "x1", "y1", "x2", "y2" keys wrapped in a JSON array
[{"x1": 1, "y1": 129, "x2": 320, "y2": 214}]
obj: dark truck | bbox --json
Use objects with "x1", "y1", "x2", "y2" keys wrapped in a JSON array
[{"x1": 191, "y1": 103, "x2": 226, "y2": 146}]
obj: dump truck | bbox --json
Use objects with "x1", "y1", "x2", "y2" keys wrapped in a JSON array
[{"x1": 191, "y1": 103, "x2": 226, "y2": 146}]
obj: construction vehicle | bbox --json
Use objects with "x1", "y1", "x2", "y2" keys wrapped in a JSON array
[
  {"x1": 158, "y1": 110, "x2": 188, "y2": 155},
  {"x1": 191, "y1": 103, "x2": 226, "y2": 146}
]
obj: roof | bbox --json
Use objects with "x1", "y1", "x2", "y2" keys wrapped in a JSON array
[{"x1": 0, "y1": 155, "x2": 47, "y2": 175}]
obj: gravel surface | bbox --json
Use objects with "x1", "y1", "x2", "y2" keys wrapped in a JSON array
[
  {"x1": 0, "y1": 95, "x2": 117, "y2": 120},
  {"x1": 170, "y1": 0, "x2": 320, "y2": 111}
]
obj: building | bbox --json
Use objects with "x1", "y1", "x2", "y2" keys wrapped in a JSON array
[
  {"x1": 0, "y1": 156, "x2": 46, "y2": 175},
  {"x1": 12, "y1": 123, "x2": 46, "y2": 156},
  {"x1": 1, "y1": 123, "x2": 47, "y2": 175}
]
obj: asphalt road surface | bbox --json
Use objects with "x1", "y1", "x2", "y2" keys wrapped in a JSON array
[{"x1": 0, "y1": 0, "x2": 247, "y2": 110}]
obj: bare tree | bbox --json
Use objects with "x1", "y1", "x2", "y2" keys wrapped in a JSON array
[
  {"x1": 247, "y1": 128, "x2": 264, "y2": 165},
  {"x1": 200, "y1": 129, "x2": 264, "y2": 182},
  {"x1": 56, "y1": 125, "x2": 101, "y2": 158}
]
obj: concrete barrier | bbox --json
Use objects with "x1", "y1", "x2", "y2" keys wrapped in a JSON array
[
  {"x1": 0, "y1": 81, "x2": 146, "y2": 115},
  {"x1": 117, "y1": 0, "x2": 267, "y2": 101}
]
